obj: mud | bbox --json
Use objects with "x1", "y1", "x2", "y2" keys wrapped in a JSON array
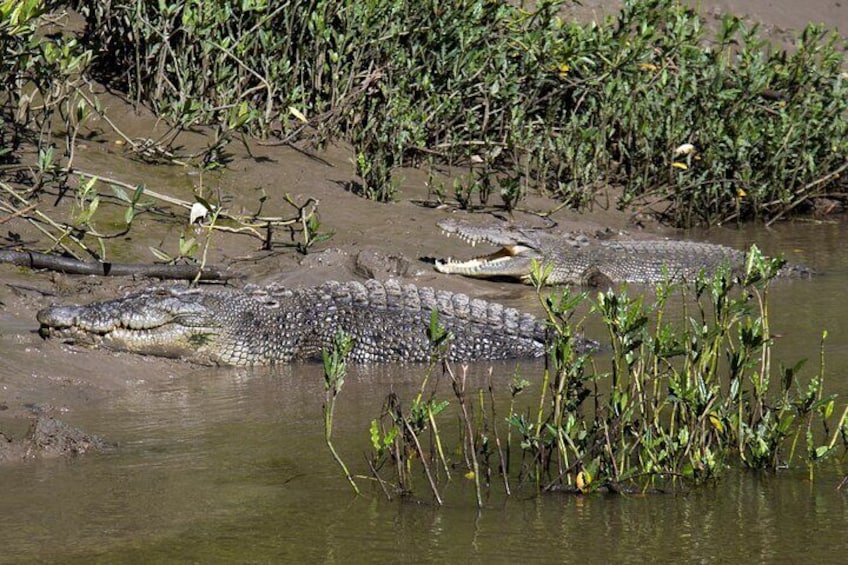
[
  {"x1": 0, "y1": 411, "x2": 108, "y2": 464},
  {"x1": 566, "y1": 0, "x2": 845, "y2": 48}
]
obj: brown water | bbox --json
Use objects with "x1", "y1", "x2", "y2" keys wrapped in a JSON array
[
  {"x1": 0, "y1": 364, "x2": 846, "y2": 564},
  {"x1": 1, "y1": 220, "x2": 848, "y2": 563}
]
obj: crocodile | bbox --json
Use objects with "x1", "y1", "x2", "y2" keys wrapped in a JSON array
[
  {"x1": 36, "y1": 280, "x2": 586, "y2": 366},
  {"x1": 434, "y1": 219, "x2": 813, "y2": 285}
]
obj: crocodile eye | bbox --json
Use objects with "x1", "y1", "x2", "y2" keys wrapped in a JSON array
[{"x1": 245, "y1": 289, "x2": 281, "y2": 308}]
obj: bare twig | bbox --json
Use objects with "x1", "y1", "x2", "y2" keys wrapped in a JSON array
[
  {"x1": 766, "y1": 160, "x2": 848, "y2": 227},
  {"x1": 0, "y1": 182, "x2": 87, "y2": 259},
  {"x1": 365, "y1": 455, "x2": 393, "y2": 501},
  {"x1": 446, "y1": 362, "x2": 483, "y2": 508},
  {"x1": 0, "y1": 202, "x2": 37, "y2": 224},
  {"x1": 69, "y1": 169, "x2": 318, "y2": 228},
  {"x1": 487, "y1": 368, "x2": 511, "y2": 496},
  {"x1": 401, "y1": 417, "x2": 443, "y2": 506}
]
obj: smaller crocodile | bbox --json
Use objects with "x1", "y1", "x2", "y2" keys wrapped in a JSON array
[
  {"x1": 37, "y1": 280, "x2": 591, "y2": 366},
  {"x1": 434, "y1": 219, "x2": 813, "y2": 286}
]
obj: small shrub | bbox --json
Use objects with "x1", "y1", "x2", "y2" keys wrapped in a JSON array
[{"x1": 339, "y1": 249, "x2": 847, "y2": 502}]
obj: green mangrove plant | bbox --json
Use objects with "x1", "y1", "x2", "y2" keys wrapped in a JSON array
[
  {"x1": 338, "y1": 247, "x2": 846, "y2": 504},
  {"x1": 518, "y1": 247, "x2": 846, "y2": 492}
]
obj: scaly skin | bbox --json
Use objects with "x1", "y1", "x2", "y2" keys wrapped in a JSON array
[
  {"x1": 37, "y1": 280, "x2": 585, "y2": 365},
  {"x1": 434, "y1": 219, "x2": 813, "y2": 285}
]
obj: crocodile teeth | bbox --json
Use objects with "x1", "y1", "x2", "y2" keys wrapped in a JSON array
[{"x1": 123, "y1": 318, "x2": 161, "y2": 331}]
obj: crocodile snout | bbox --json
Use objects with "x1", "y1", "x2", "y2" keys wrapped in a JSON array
[{"x1": 37, "y1": 305, "x2": 84, "y2": 329}]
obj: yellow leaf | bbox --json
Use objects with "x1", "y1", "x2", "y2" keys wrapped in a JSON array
[
  {"x1": 288, "y1": 106, "x2": 308, "y2": 123},
  {"x1": 708, "y1": 413, "x2": 724, "y2": 434},
  {"x1": 464, "y1": 470, "x2": 476, "y2": 480},
  {"x1": 639, "y1": 63, "x2": 658, "y2": 71},
  {"x1": 672, "y1": 162, "x2": 689, "y2": 170},
  {"x1": 576, "y1": 469, "x2": 591, "y2": 491},
  {"x1": 736, "y1": 188, "x2": 747, "y2": 198}
]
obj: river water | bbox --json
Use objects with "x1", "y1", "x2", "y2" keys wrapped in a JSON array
[{"x1": 1, "y1": 220, "x2": 847, "y2": 563}]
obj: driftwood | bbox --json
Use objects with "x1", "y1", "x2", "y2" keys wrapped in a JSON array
[{"x1": 0, "y1": 250, "x2": 240, "y2": 281}]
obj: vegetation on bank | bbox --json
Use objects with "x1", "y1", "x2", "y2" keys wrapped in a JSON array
[
  {"x1": 69, "y1": 0, "x2": 848, "y2": 225},
  {"x1": 0, "y1": 0, "x2": 845, "y2": 233},
  {"x1": 323, "y1": 250, "x2": 848, "y2": 503},
  {"x1": 0, "y1": 0, "x2": 332, "y2": 263}
]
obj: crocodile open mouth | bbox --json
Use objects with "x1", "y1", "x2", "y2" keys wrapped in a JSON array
[
  {"x1": 435, "y1": 245, "x2": 532, "y2": 276},
  {"x1": 434, "y1": 220, "x2": 540, "y2": 280},
  {"x1": 434, "y1": 245, "x2": 536, "y2": 277}
]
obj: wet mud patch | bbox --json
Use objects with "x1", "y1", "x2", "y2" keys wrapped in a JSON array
[{"x1": 0, "y1": 411, "x2": 109, "y2": 464}]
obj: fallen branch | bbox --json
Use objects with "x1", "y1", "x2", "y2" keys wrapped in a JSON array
[
  {"x1": 765, "y1": 159, "x2": 848, "y2": 227},
  {"x1": 0, "y1": 250, "x2": 240, "y2": 281},
  {"x1": 0, "y1": 202, "x2": 38, "y2": 225}
]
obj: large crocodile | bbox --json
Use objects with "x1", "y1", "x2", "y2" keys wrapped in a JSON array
[
  {"x1": 434, "y1": 219, "x2": 813, "y2": 285},
  {"x1": 37, "y1": 280, "x2": 582, "y2": 366}
]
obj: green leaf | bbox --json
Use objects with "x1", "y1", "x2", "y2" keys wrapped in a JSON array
[
  {"x1": 179, "y1": 236, "x2": 198, "y2": 256},
  {"x1": 132, "y1": 184, "x2": 145, "y2": 203},
  {"x1": 148, "y1": 246, "x2": 173, "y2": 262},
  {"x1": 369, "y1": 420, "x2": 381, "y2": 451},
  {"x1": 110, "y1": 185, "x2": 130, "y2": 202},
  {"x1": 88, "y1": 195, "x2": 100, "y2": 217}
]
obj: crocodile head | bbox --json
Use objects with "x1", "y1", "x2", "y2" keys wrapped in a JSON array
[
  {"x1": 37, "y1": 287, "x2": 225, "y2": 364},
  {"x1": 434, "y1": 218, "x2": 570, "y2": 283}
]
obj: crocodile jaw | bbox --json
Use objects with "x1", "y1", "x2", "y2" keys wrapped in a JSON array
[
  {"x1": 37, "y1": 290, "x2": 221, "y2": 363},
  {"x1": 38, "y1": 323, "x2": 219, "y2": 362},
  {"x1": 435, "y1": 245, "x2": 537, "y2": 282}
]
